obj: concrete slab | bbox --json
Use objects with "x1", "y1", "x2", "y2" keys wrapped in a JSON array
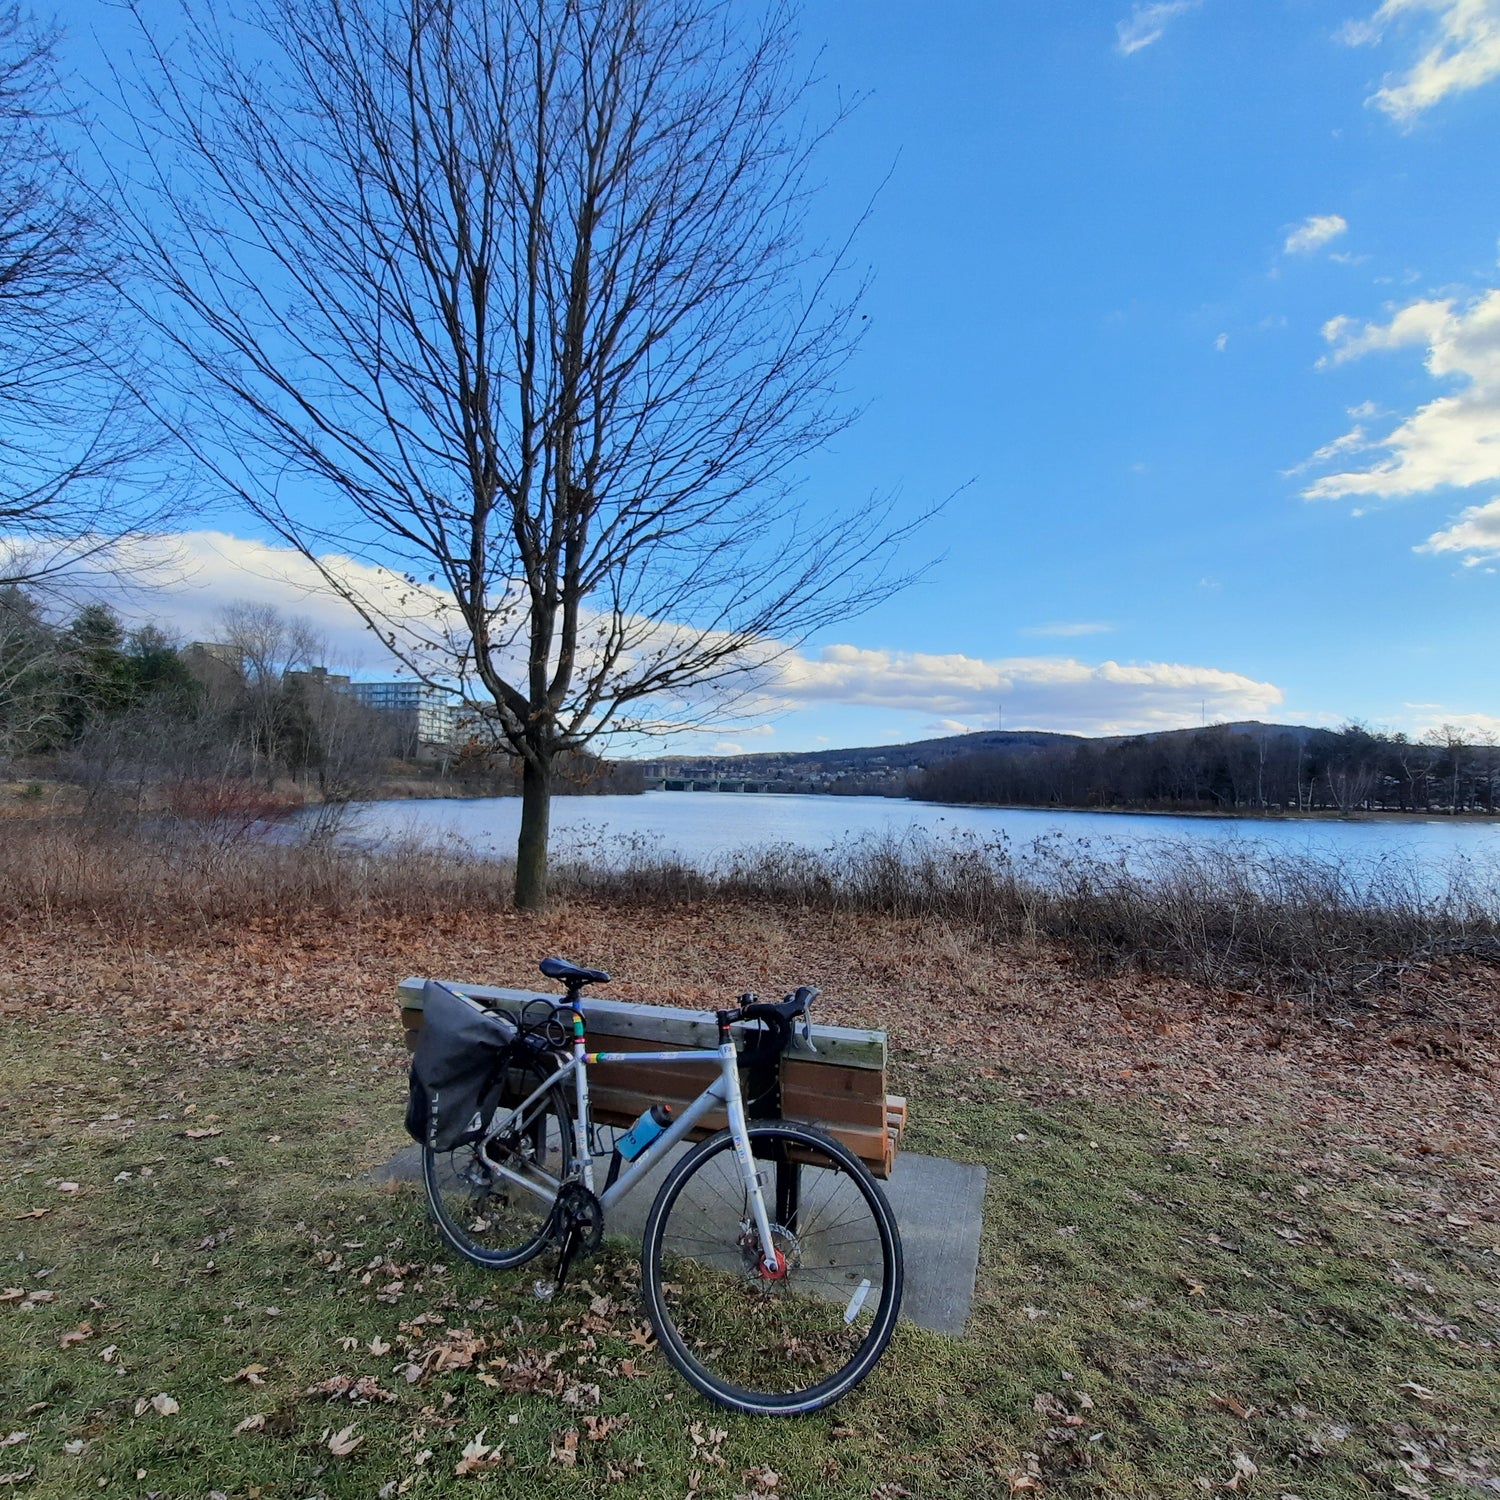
[{"x1": 370, "y1": 1145, "x2": 986, "y2": 1337}]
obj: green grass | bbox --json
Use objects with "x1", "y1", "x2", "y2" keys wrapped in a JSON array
[{"x1": 2, "y1": 1009, "x2": 1497, "y2": 1498}]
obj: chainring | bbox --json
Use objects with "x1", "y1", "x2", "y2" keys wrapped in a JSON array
[{"x1": 548, "y1": 1181, "x2": 604, "y2": 1253}]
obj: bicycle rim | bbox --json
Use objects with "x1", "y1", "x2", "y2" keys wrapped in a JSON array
[
  {"x1": 642, "y1": 1122, "x2": 902, "y2": 1415},
  {"x1": 423, "y1": 1059, "x2": 571, "y2": 1269}
]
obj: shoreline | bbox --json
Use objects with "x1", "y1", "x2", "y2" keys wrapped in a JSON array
[
  {"x1": 906, "y1": 796, "x2": 1500, "y2": 825},
  {"x1": 6, "y1": 772, "x2": 1498, "y2": 825}
]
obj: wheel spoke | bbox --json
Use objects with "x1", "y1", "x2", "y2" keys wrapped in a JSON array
[
  {"x1": 643, "y1": 1123, "x2": 901, "y2": 1414},
  {"x1": 423, "y1": 1061, "x2": 570, "y2": 1270}
]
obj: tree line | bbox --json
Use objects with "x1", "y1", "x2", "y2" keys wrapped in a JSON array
[
  {"x1": 913, "y1": 723, "x2": 1500, "y2": 816},
  {"x1": 0, "y1": 589, "x2": 640, "y2": 811}
]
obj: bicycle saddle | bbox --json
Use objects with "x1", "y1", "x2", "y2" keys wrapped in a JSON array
[{"x1": 538, "y1": 956, "x2": 611, "y2": 987}]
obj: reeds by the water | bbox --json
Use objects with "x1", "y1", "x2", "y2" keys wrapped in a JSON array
[{"x1": 3, "y1": 813, "x2": 1496, "y2": 1004}]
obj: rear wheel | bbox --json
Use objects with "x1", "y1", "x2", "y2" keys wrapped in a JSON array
[
  {"x1": 641, "y1": 1121, "x2": 902, "y2": 1415},
  {"x1": 423, "y1": 1053, "x2": 572, "y2": 1269}
]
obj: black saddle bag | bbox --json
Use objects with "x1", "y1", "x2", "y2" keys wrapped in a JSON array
[{"x1": 405, "y1": 981, "x2": 519, "y2": 1153}]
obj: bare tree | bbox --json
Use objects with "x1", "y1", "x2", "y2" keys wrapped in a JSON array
[
  {"x1": 1423, "y1": 723, "x2": 1468, "y2": 813},
  {"x1": 115, "y1": 0, "x2": 925, "y2": 907},
  {"x1": 0, "y1": 584, "x2": 62, "y2": 761},
  {"x1": 218, "y1": 601, "x2": 322, "y2": 784},
  {"x1": 0, "y1": 6, "x2": 176, "y2": 592}
]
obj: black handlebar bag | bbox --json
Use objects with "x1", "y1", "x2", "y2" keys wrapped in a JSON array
[{"x1": 405, "y1": 981, "x2": 519, "y2": 1152}]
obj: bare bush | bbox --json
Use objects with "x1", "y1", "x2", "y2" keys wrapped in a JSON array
[
  {"x1": 3, "y1": 815, "x2": 1495, "y2": 1021},
  {"x1": 552, "y1": 828, "x2": 1500, "y2": 1008}
]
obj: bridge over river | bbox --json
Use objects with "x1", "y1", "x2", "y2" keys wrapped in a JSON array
[{"x1": 644, "y1": 777, "x2": 781, "y2": 793}]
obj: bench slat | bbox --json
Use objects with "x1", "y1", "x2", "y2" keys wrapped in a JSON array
[
  {"x1": 396, "y1": 979, "x2": 886, "y2": 1070},
  {"x1": 397, "y1": 977, "x2": 903, "y2": 1178}
]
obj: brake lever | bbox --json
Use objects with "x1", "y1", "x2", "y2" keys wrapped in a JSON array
[{"x1": 787, "y1": 987, "x2": 819, "y2": 1054}]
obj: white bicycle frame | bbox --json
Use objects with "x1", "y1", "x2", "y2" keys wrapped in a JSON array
[{"x1": 477, "y1": 1006, "x2": 782, "y2": 1273}]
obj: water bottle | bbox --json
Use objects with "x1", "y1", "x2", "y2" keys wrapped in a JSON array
[{"x1": 616, "y1": 1103, "x2": 673, "y2": 1161}]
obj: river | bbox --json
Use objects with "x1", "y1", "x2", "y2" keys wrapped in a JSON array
[{"x1": 320, "y1": 790, "x2": 1500, "y2": 888}]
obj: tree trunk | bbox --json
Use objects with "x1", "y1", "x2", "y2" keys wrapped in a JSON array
[{"x1": 514, "y1": 754, "x2": 553, "y2": 911}]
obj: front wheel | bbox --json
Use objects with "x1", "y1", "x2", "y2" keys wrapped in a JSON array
[{"x1": 641, "y1": 1121, "x2": 903, "y2": 1415}]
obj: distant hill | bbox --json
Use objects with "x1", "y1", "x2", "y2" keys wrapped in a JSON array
[{"x1": 634, "y1": 721, "x2": 1323, "y2": 796}]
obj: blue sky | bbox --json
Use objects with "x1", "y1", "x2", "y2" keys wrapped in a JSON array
[{"x1": 60, "y1": 0, "x2": 1500, "y2": 754}]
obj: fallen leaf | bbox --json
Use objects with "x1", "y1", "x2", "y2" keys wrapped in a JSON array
[
  {"x1": 1210, "y1": 1392, "x2": 1255, "y2": 1420},
  {"x1": 59, "y1": 1325, "x2": 93, "y2": 1349},
  {"x1": 0, "y1": 1437, "x2": 24, "y2": 1451},
  {"x1": 1225, "y1": 1452, "x2": 1258, "y2": 1491},
  {"x1": 224, "y1": 1365, "x2": 268, "y2": 1386},
  {"x1": 583, "y1": 1414, "x2": 628, "y2": 1442},
  {"x1": 550, "y1": 1428, "x2": 579, "y2": 1467},
  {"x1": 13, "y1": 1210, "x2": 50, "y2": 1220},
  {"x1": 56, "y1": 1183, "x2": 80, "y2": 1195},
  {"x1": 327, "y1": 1424, "x2": 363, "y2": 1458},
  {"x1": 62, "y1": 1440, "x2": 86, "y2": 1456},
  {"x1": 233, "y1": 1414, "x2": 266, "y2": 1435},
  {"x1": 454, "y1": 1429, "x2": 504, "y2": 1476},
  {"x1": 184, "y1": 1128, "x2": 221, "y2": 1139},
  {"x1": 150, "y1": 1394, "x2": 180, "y2": 1416},
  {"x1": 369, "y1": 1336, "x2": 390, "y2": 1356},
  {"x1": 0, "y1": 1471, "x2": 35, "y2": 1489}
]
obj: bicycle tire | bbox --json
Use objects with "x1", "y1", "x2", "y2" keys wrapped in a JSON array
[
  {"x1": 422, "y1": 1052, "x2": 573, "y2": 1270},
  {"x1": 641, "y1": 1121, "x2": 903, "y2": 1416}
]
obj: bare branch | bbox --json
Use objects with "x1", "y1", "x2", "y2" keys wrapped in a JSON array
[
  {"x1": 0, "y1": 5, "x2": 181, "y2": 592},
  {"x1": 112, "y1": 0, "x2": 928, "y2": 904}
]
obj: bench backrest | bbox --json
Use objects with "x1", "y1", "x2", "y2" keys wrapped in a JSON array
[{"x1": 397, "y1": 978, "x2": 903, "y2": 1178}]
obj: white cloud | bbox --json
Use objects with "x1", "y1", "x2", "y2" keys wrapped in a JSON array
[
  {"x1": 1301, "y1": 288, "x2": 1500, "y2": 501},
  {"x1": 1214, "y1": 332, "x2": 1229, "y2": 352},
  {"x1": 1020, "y1": 621, "x2": 1116, "y2": 638},
  {"x1": 5, "y1": 529, "x2": 458, "y2": 673},
  {"x1": 36, "y1": 530, "x2": 1284, "y2": 739},
  {"x1": 1342, "y1": 0, "x2": 1500, "y2": 121},
  {"x1": 763, "y1": 645, "x2": 1281, "y2": 735},
  {"x1": 1409, "y1": 708, "x2": 1500, "y2": 738},
  {"x1": 1281, "y1": 411, "x2": 1376, "y2": 474},
  {"x1": 1116, "y1": 0, "x2": 1202, "y2": 55},
  {"x1": 1416, "y1": 495, "x2": 1500, "y2": 561},
  {"x1": 1284, "y1": 214, "x2": 1349, "y2": 255}
]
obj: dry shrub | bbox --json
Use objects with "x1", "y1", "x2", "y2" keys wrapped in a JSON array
[
  {"x1": 555, "y1": 828, "x2": 1500, "y2": 1002},
  {"x1": 0, "y1": 814, "x2": 511, "y2": 932},
  {"x1": 2, "y1": 815, "x2": 1496, "y2": 1005}
]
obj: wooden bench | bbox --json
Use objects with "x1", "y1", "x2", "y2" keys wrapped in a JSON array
[{"x1": 397, "y1": 978, "x2": 907, "y2": 1179}]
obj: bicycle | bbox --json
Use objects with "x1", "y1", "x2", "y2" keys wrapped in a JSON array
[{"x1": 417, "y1": 957, "x2": 904, "y2": 1416}]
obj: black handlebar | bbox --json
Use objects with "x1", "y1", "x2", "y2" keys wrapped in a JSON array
[{"x1": 715, "y1": 985, "x2": 820, "y2": 1044}]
